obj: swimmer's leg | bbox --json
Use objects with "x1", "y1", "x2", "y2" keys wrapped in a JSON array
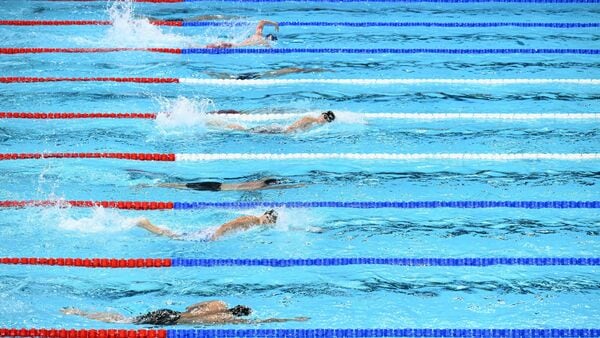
[
  {"x1": 136, "y1": 218, "x2": 179, "y2": 238},
  {"x1": 204, "y1": 71, "x2": 236, "y2": 79},
  {"x1": 61, "y1": 308, "x2": 131, "y2": 323},
  {"x1": 157, "y1": 182, "x2": 190, "y2": 190}
]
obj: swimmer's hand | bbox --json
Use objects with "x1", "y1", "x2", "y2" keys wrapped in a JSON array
[
  {"x1": 306, "y1": 226, "x2": 324, "y2": 233},
  {"x1": 61, "y1": 307, "x2": 84, "y2": 316}
]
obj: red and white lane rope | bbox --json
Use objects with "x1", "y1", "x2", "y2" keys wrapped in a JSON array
[
  {"x1": 1, "y1": 112, "x2": 599, "y2": 120},
  {"x1": 0, "y1": 77, "x2": 599, "y2": 85},
  {"x1": 0, "y1": 153, "x2": 598, "y2": 161}
]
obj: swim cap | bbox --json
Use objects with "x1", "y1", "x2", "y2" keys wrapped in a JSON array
[
  {"x1": 263, "y1": 209, "x2": 278, "y2": 223},
  {"x1": 264, "y1": 178, "x2": 279, "y2": 185},
  {"x1": 266, "y1": 34, "x2": 278, "y2": 41},
  {"x1": 322, "y1": 111, "x2": 335, "y2": 122},
  {"x1": 228, "y1": 305, "x2": 252, "y2": 317}
]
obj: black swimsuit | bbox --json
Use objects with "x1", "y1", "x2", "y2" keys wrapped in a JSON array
[
  {"x1": 133, "y1": 309, "x2": 181, "y2": 325},
  {"x1": 185, "y1": 181, "x2": 222, "y2": 191}
]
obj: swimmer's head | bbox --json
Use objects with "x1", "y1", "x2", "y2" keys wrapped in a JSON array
[
  {"x1": 265, "y1": 34, "x2": 278, "y2": 41},
  {"x1": 321, "y1": 111, "x2": 335, "y2": 123},
  {"x1": 261, "y1": 209, "x2": 278, "y2": 224},
  {"x1": 228, "y1": 305, "x2": 252, "y2": 317},
  {"x1": 264, "y1": 178, "x2": 279, "y2": 186}
]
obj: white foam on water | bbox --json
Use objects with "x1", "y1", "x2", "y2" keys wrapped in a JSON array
[
  {"x1": 101, "y1": 0, "x2": 199, "y2": 47},
  {"x1": 54, "y1": 207, "x2": 140, "y2": 233},
  {"x1": 154, "y1": 96, "x2": 216, "y2": 133}
]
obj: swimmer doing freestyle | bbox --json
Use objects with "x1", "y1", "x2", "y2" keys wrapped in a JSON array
[
  {"x1": 135, "y1": 209, "x2": 323, "y2": 241},
  {"x1": 135, "y1": 209, "x2": 279, "y2": 241},
  {"x1": 206, "y1": 20, "x2": 279, "y2": 49},
  {"x1": 212, "y1": 111, "x2": 336, "y2": 134},
  {"x1": 62, "y1": 300, "x2": 308, "y2": 325}
]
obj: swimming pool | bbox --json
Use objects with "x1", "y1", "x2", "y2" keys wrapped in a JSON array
[{"x1": 0, "y1": 0, "x2": 599, "y2": 335}]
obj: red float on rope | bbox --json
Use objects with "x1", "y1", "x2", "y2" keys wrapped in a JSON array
[
  {"x1": 0, "y1": 20, "x2": 182, "y2": 26},
  {"x1": 0, "y1": 48, "x2": 181, "y2": 54},
  {"x1": 0, "y1": 200, "x2": 174, "y2": 210},
  {"x1": 0, "y1": 329, "x2": 167, "y2": 337},
  {"x1": 0, "y1": 77, "x2": 180, "y2": 83},
  {"x1": 0, "y1": 112, "x2": 158, "y2": 119},
  {"x1": 0, "y1": 257, "x2": 172, "y2": 268}
]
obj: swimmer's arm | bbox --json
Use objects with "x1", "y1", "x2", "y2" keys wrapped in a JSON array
[
  {"x1": 185, "y1": 300, "x2": 227, "y2": 312},
  {"x1": 212, "y1": 216, "x2": 260, "y2": 240},
  {"x1": 255, "y1": 20, "x2": 279, "y2": 36},
  {"x1": 135, "y1": 218, "x2": 179, "y2": 238},
  {"x1": 60, "y1": 308, "x2": 130, "y2": 323},
  {"x1": 223, "y1": 317, "x2": 309, "y2": 325},
  {"x1": 285, "y1": 116, "x2": 318, "y2": 133},
  {"x1": 258, "y1": 183, "x2": 307, "y2": 190}
]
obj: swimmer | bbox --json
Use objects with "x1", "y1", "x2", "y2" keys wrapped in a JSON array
[
  {"x1": 205, "y1": 19, "x2": 279, "y2": 49},
  {"x1": 215, "y1": 111, "x2": 336, "y2": 134},
  {"x1": 156, "y1": 178, "x2": 303, "y2": 191},
  {"x1": 61, "y1": 301, "x2": 308, "y2": 325},
  {"x1": 205, "y1": 67, "x2": 328, "y2": 80},
  {"x1": 135, "y1": 209, "x2": 279, "y2": 241},
  {"x1": 144, "y1": 15, "x2": 243, "y2": 22}
]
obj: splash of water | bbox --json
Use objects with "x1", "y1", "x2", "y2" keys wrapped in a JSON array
[
  {"x1": 102, "y1": 0, "x2": 198, "y2": 47},
  {"x1": 154, "y1": 96, "x2": 216, "y2": 132},
  {"x1": 49, "y1": 207, "x2": 140, "y2": 233}
]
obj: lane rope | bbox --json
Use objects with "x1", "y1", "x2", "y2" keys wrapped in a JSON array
[
  {"x1": 2, "y1": 112, "x2": 600, "y2": 120},
  {"x1": 1, "y1": 329, "x2": 598, "y2": 338},
  {"x1": 0, "y1": 200, "x2": 598, "y2": 209},
  {"x1": 1, "y1": 257, "x2": 598, "y2": 267},
  {"x1": 43, "y1": 0, "x2": 600, "y2": 3},
  {"x1": 0, "y1": 48, "x2": 598, "y2": 55},
  {"x1": 1, "y1": 77, "x2": 599, "y2": 85},
  {"x1": 1, "y1": 20, "x2": 599, "y2": 28},
  {"x1": 0, "y1": 152, "x2": 599, "y2": 161}
]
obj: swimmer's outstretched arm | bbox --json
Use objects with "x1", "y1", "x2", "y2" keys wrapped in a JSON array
[
  {"x1": 60, "y1": 308, "x2": 130, "y2": 323},
  {"x1": 265, "y1": 67, "x2": 328, "y2": 78},
  {"x1": 284, "y1": 116, "x2": 319, "y2": 133},
  {"x1": 212, "y1": 215, "x2": 261, "y2": 240},
  {"x1": 136, "y1": 218, "x2": 180, "y2": 238},
  {"x1": 255, "y1": 20, "x2": 279, "y2": 36}
]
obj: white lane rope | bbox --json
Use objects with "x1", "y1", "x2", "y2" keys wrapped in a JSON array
[
  {"x1": 213, "y1": 112, "x2": 600, "y2": 121},
  {"x1": 175, "y1": 153, "x2": 600, "y2": 161},
  {"x1": 180, "y1": 78, "x2": 600, "y2": 85}
]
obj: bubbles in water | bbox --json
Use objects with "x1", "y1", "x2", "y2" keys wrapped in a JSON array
[
  {"x1": 51, "y1": 207, "x2": 140, "y2": 233},
  {"x1": 154, "y1": 96, "x2": 216, "y2": 132},
  {"x1": 102, "y1": 0, "x2": 198, "y2": 47}
]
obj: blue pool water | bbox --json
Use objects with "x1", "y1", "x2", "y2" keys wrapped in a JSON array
[{"x1": 0, "y1": 0, "x2": 599, "y2": 332}]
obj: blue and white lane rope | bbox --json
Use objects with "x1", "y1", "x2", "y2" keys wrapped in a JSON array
[
  {"x1": 173, "y1": 201, "x2": 600, "y2": 209},
  {"x1": 183, "y1": 21, "x2": 600, "y2": 28},
  {"x1": 165, "y1": 329, "x2": 599, "y2": 338},
  {"x1": 180, "y1": 48, "x2": 600, "y2": 54},
  {"x1": 172, "y1": 257, "x2": 599, "y2": 267},
  {"x1": 178, "y1": 78, "x2": 600, "y2": 85}
]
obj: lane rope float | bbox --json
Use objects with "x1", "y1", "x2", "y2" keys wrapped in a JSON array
[
  {"x1": 0, "y1": 200, "x2": 598, "y2": 209},
  {"x1": 1, "y1": 20, "x2": 598, "y2": 28},
  {"x1": 1, "y1": 77, "x2": 599, "y2": 85},
  {"x1": 2, "y1": 112, "x2": 599, "y2": 120},
  {"x1": 0, "y1": 48, "x2": 599, "y2": 55},
  {"x1": 0, "y1": 152, "x2": 599, "y2": 161},
  {"x1": 1, "y1": 257, "x2": 598, "y2": 268}
]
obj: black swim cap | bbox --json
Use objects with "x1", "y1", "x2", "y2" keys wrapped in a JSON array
[
  {"x1": 228, "y1": 305, "x2": 252, "y2": 317},
  {"x1": 263, "y1": 209, "x2": 278, "y2": 223},
  {"x1": 264, "y1": 178, "x2": 279, "y2": 185},
  {"x1": 322, "y1": 111, "x2": 335, "y2": 122},
  {"x1": 266, "y1": 34, "x2": 278, "y2": 41}
]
